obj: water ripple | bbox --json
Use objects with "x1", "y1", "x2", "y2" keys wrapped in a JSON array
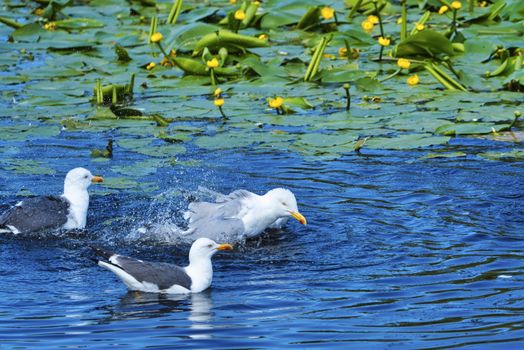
[{"x1": 1, "y1": 149, "x2": 524, "y2": 348}]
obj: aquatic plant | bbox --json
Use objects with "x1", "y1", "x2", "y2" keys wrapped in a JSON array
[{"x1": 0, "y1": 0, "x2": 521, "y2": 175}]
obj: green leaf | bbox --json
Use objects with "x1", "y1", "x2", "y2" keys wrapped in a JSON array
[
  {"x1": 435, "y1": 122, "x2": 510, "y2": 135},
  {"x1": 115, "y1": 45, "x2": 132, "y2": 62},
  {"x1": 296, "y1": 7, "x2": 320, "y2": 30},
  {"x1": 355, "y1": 77, "x2": 381, "y2": 91},
  {"x1": 54, "y1": 18, "x2": 105, "y2": 29},
  {"x1": 421, "y1": 151, "x2": 467, "y2": 159},
  {"x1": 298, "y1": 133, "x2": 357, "y2": 147},
  {"x1": 393, "y1": 30, "x2": 455, "y2": 58},
  {"x1": 3, "y1": 159, "x2": 56, "y2": 175},
  {"x1": 479, "y1": 149, "x2": 524, "y2": 161},
  {"x1": 365, "y1": 134, "x2": 450, "y2": 150},
  {"x1": 12, "y1": 24, "x2": 45, "y2": 42},
  {"x1": 284, "y1": 97, "x2": 314, "y2": 109},
  {"x1": 319, "y1": 65, "x2": 364, "y2": 83}
]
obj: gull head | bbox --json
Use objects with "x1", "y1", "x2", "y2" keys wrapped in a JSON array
[
  {"x1": 64, "y1": 167, "x2": 104, "y2": 192},
  {"x1": 189, "y1": 238, "x2": 233, "y2": 262},
  {"x1": 265, "y1": 188, "x2": 307, "y2": 225}
]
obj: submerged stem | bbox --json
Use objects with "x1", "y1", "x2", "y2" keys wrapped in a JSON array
[
  {"x1": 156, "y1": 42, "x2": 175, "y2": 65},
  {"x1": 373, "y1": 1, "x2": 385, "y2": 38},
  {"x1": 379, "y1": 68, "x2": 402, "y2": 82},
  {"x1": 218, "y1": 106, "x2": 227, "y2": 118},
  {"x1": 344, "y1": 87, "x2": 351, "y2": 111}
]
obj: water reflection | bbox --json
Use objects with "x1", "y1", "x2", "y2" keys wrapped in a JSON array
[
  {"x1": 97, "y1": 291, "x2": 186, "y2": 323},
  {"x1": 98, "y1": 291, "x2": 214, "y2": 339},
  {"x1": 187, "y1": 292, "x2": 214, "y2": 339}
]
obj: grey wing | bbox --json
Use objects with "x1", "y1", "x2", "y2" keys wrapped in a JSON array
[
  {"x1": 185, "y1": 196, "x2": 246, "y2": 223},
  {"x1": 113, "y1": 256, "x2": 192, "y2": 290},
  {"x1": 184, "y1": 201, "x2": 222, "y2": 224},
  {"x1": 185, "y1": 216, "x2": 246, "y2": 240},
  {"x1": 0, "y1": 196, "x2": 69, "y2": 233},
  {"x1": 195, "y1": 187, "x2": 255, "y2": 204},
  {"x1": 184, "y1": 199, "x2": 247, "y2": 240},
  {"x1": 219, "y1": 189, "x2": 256, "y2": 203}
]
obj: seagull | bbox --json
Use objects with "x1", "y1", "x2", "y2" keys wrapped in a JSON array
[
  {"x1": 93, "y1": 238, "x2": 233, "y2": 294},
  {"x1": 0, "y1": 167, "x2": 103, "y2": 234},
  {"x1": 181, "y1": 187, "x2": 307, "y2": 241}
]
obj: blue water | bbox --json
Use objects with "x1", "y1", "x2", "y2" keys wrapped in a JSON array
[{"x1": 1, "y1": 139, "x2": 523, "y2": 349}]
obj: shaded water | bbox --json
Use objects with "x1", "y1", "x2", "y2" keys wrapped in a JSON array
[{"x1": 1, "y1": 141, "x2": 523, "y2": 349}]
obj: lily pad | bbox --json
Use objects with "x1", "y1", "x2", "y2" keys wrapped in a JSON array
[
  {"x1": 3, "y1": 159, "x2": 56, "y2": 175},
  {"x1": 421, "y1": 152, "x2": 467, "y2": 159},
  {"x1": 479, "y1": 149, "x2": 524, "y2": 161},
  {"x1": 111, "y1": 159, "x2": 166, "y2": 177},
  {"x1": 365, "y1": 134, "x2": 451, "y2": 150}
]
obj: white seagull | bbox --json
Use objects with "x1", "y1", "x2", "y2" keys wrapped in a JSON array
[
  {"x1": 182, "y1": 187, "x2": 307, "y2": 241},
  {"x1": 93, "y1": 238, "x2": 233, "y2": 294},
  {"x1": 0, "y1": 167, "x2": 103, "y2": 234}
]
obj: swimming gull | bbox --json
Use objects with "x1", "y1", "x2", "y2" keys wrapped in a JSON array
[
  {"x1": 0, "y1": 167, "x2": 103, "y2": 234},
  {"x1": 181, "y1": 187, "x2": 307, "y2": 241},
  {"x1": 93, "y1": 238, "x2": 233, "y2": 294}
]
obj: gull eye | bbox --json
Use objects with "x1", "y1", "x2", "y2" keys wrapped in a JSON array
[
  {"x1": 207, "y1": 244, "x2": 213, "y2": 248},
  {"x1": 84, "y1": 175, "x2": 88, "y2": 179}
]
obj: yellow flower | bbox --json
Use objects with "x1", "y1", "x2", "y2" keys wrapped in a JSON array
[
  {"x1": 320, "y1": 7, "x2": 335, "y2": 20},
  {"x1": 206, "y1": 58, "x2": 219, "y2": 68},
  {"x1": 234, "y1": 9, "x2": 246, "y2": 20},
  {"x1": 230, "y1": 0, "x2": 237, "y2": 4},
  {"x1": 323, "y1": 53, "x2": 336, "y2": 60},
  {"x1": 44, "y1": 22, "x2": 56, "y2": 31},
  {"x1": 253, "y1": 1, "x2": 261, "y2": 5},
  {"x1": 169, "y1": 49, "x2": 177, "y2": 57},
  {"x1": 214, "y1": 88, "x2": 222, "y2": 97},
  {"x1": 397, "y1": 58, "x2": 411, "y2": 69},
  {"x1": 479, "y1": 1, "x2": 487, "y2": 7},
  {"x1": 150, "y1": 32, "x2": 163, "y2": 43},
  {"x1": 338, "y1": 47, "x2": 348, "y2": 57},
  {"x1": 397, "y1": 17, "x2": 403, "y2": 24},
  {"x1": 407, "y1": 74, "x2": 419, "y2": 85},
  {"x1": 451, "y1": 1, "x2": 462, "y2": 10},
  {"x1": 160, "y1": 57, "x2": 173, "y2": 67},
  {"x1": 268, "y1": 96, "x2": 284, "y2": 109},
  {"x1": 214, "y1": 98, "x2": 225, "y2": 107},
  {"x1": 34, "y1": 8, "x2": 44, "y2": 16},
  {"x1": 367, "y1": 15, "x2": 379, "y2": 24},
  {"x1": 378, "y1": 36, "x2": 390, "y2": 46},
  {"x1": 258, "y1": 34, "x2": 268, "y2": 40},
  {"x1": 146, "y1": 62, "x2": 156, "y2": 70},
  {"x1": 416, "y1": 23, "x2": 425, "y2": 31},
  {"x1": 438, "y1": 5, "x2": 449, "y2": 14},
  {"x1": 361, "y1": 20, "x2": 374, "y2": 33}
]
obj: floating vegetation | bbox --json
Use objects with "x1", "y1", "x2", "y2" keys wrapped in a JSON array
[
  {"x1": 91, "y1": 139, "x2": 114, "y2": 159},
  {"x1": 94, "y1": 74, "x2": 135, "y2": 105},
  {"x1": 0, "y1": 0, "x2": 522, "y2": 177}
]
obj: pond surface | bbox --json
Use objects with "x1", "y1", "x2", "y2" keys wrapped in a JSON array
[
  {"x1": 1, "y1": 141, "x2": 523, "y2": 349},
  {"x1": 1, "y1": 0, "x2": 523, "y2": 348}
]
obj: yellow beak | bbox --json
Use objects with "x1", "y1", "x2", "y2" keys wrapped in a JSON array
[
  {"x1": 91, "y1": 176, "x2": 104, "y2": 183},
  {"x1": 216, "y1": 243, "x2": 233, "y2": 251},
  {"x1": 289, "y1": 211, "x2": 307, "y2": 225}
]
